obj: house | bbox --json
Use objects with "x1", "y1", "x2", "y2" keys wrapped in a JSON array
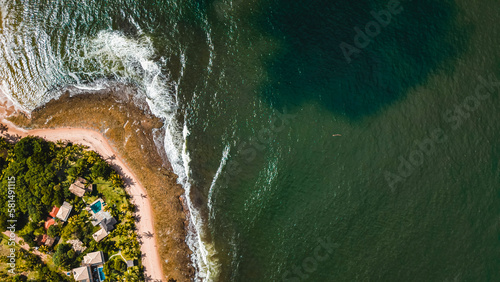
[
  {"x1": 73, "y1": 251, "x2": 105, "y2": 281},
  {"x1": 45, "y1": 236, "x2": 56, "y2": 248},
  {"x1": 91, "y1": 210, "x2": 116, "y2": 242},
  {"x1": 35, "y1": 234, "x2": 47, "y2": 246},
  {"x1": 72, "y1": 266, "x2": 92, "y2": 282},
  {"x1": 45, "y1": 207, "x2": 59, "y2": 229},
  {"x1": 92, "y1": 228, "x2": 109, "y2": 242},
  {"x1": 67, "y1": 239, "x2": 87, "y2": 253},
  {"x1": 99, "y1": 216, "x2": 117, "y2": 233},
  {"x1": 91, "y1": 210, "x2": 115, "y2": 227},
  {"x1": 56, "y1": 201, "x2": 73, "y2": 222},
  {"x1": 44, "y1": 217, "x2": 55, "y2": 230},
  {"x1": 69, "y1": 177, "x2": 92, "y2": 197},
  {"x1": 82, "y1": 251, "x2": 105, "y2": 266},
  {"x1": 49, "y1": 206, "x2": 60, "y2": 218},
  {"x1": 126, "y1": 260, "x2": 135, "y2": 268}
]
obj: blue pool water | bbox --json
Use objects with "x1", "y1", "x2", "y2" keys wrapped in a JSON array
[
  {"x1": 90, "y1": 201, "x2": 102, "y2": 214},
  {"x1": 97, "y1": 267, "x2": 105, "y2": 281}
]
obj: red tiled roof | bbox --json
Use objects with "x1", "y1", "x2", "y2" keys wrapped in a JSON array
[
  {"x1": 44, "y1": 218, "x2": 55, "y2": 230},
  {"x1": 49, "y1": 206, "x2": 60, "y2": 218},
  {"x1": 41, "y1": 234, "x2": 48, "y2": 243}
]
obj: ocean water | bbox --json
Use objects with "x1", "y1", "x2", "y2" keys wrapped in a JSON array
[{"x1": 1, "y1": 0, "x2": 500, "y2": 281}]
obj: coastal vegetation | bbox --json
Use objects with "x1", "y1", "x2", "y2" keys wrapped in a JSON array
[
  {"x1": 9, "y1": 91, "x2": 194, "y2": 280},
  {"x1": 0, "y1": 135, "x2": 144, "y2": 281},
  {"x1": 0, "y1": 235, "x2": 68, "y2": 281}
]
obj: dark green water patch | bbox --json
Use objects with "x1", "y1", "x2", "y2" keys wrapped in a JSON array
[{"x1": 257, "y1": 0, "x2": 468, "y2": 118}]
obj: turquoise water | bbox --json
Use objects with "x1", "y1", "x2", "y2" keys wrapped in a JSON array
[
  {"x1": 0, "y1": 0, "x2": 499, "y2": 281},
  {"x1": 90, "y1": 201, "x2": 103, "y2": 214},
  {"x1": 98, "y1": 266, "x2": 105, "y2": 281}
]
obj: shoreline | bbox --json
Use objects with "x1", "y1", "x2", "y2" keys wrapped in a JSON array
[
  {"x1": 0, "y1": 121, "x2": 165, "y2": 280},
  {"x1": 0, "y1": 89, "x2": 195, "y2": 281}
]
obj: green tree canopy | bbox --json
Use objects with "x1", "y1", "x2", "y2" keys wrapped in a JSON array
[{"x1": 53, "y1": 243, "x2": 72, "y2": 268}]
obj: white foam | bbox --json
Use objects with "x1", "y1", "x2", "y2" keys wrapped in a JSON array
[
  {"x1": 82, "y1": 31, "x2": 220, "y2": 281},
  {"x1": 0, "y1": 80, "x2": 26, "y2": 115},
  {"x1": 0, "y1": 26, "x2": 219, "y2": 280},
  {"x1": 163, "y1": 118, "x2": 221, "y2": 281},
  {"x1": 73, "y1": 83, "x2": 106, "y2": 91},
  {"x1": 204, "y1": 17, "x2": 215, "y2": 75},
  {"x1": 208, "y1": 144, "x2": 231, "y2": 212}
]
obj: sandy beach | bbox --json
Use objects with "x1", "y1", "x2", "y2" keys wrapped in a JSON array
[{"x1": 0, "y1": 116, "x2": 165, "y2": 280}]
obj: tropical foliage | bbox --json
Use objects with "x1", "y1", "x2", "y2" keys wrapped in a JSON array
[{"x1": 0, "y1": 136, "x2": 145, "y2": 280}]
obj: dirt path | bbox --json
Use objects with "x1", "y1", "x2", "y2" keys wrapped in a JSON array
[
  {"x1": 0, "y1": 117, "x2": 165, "y2": 281},
  {"x1": 2, "y1": 231, "x2": 51, "y2": 263}
]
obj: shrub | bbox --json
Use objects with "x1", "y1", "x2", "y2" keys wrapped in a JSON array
[
  {"x1": 12, "y1": 275, "x2": 28, "y2": 282},
  {"x1": 53, "y1": 243, "x2": 72, "y2": 268},
  {"x1": 47, "y1": 225, "x2": 60, "y2": 237},
  {"x1": 113, "y1": 258, "x2": 126, "y2": 272}
]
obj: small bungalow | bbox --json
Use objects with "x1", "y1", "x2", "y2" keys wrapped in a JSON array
[
  {"x1": 90, "y1": 210, "x2": 116, "y2": 242},
  {"x1": 67, "y1": 239, "x2": 87, "y2": 254},
  {"x1": 44, "y1": 217, "x2": 55, "y2": 230},
  {"x1": 92, "y1": 228, "x2": 109, "y2": 242},
  {"x1": 99, "y1": 216, "x2": 117, "y2": 233},
  {"x1": 73, "y1": 251, "x2": 106, "y2": 282},
  {"x1": 35, "y1": 234, "x2": 47, "y2": 246},
  {"x1": 82, "y1": 251, "x2": 105, "y2": 266},
  {"x1": 56, "y1": 201, "x2": 73, "y2": 222},
  {"x1": 45, "y1": 236, "x2": 56, "y2": 248},
  {"x1": 69, "y1": 177, "x2": 92, "y2": 197},
  {"x1": 37, "y1": 234, "x2": 56, "y2": 247},
  {"x1": 91, "y1": 210, "x2": 115, "y2": 227},
  {"x1": 72, "y1": 266, "x2": 92, "y2": 282},
  {"x1": 49, "y1": 206, "x2": 60, "y2": 218},
  {"x1": 126, "y1": 260, "x2": 135, "y2": 268}
]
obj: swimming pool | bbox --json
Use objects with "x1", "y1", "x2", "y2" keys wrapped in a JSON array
[
  {"x1": 90, "y1": 200, "x2": 102, "y2": 214},
  {"x1": 97, "y1": 266, "x2": 105, "y2": 281}
]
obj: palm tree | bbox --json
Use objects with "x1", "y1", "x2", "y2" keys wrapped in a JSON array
[
  {"x1": 122, "y1": 271, "x2": 135, "y2": 281},
  {"x1": 123, "y1": 267, "x2": 142, "y2": 281},
  {"x1": 110, "y1": 173, "x2": 124, "y2": 188},
  {"x1": 56, "y1": 140, "x2": 66, "y2": 148}
]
